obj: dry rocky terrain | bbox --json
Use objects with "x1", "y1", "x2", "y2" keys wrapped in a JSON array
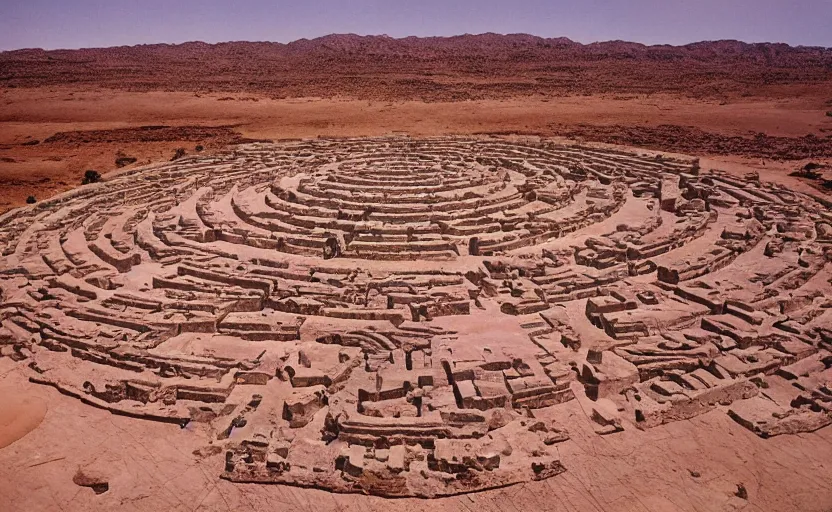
[{"x1": 1, "y1": 34, "x2": 832, "y2": 512}]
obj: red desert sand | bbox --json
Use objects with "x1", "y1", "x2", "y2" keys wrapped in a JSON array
[{"x1": 0, "y1": 387, "x2": 47, "y2": 449}]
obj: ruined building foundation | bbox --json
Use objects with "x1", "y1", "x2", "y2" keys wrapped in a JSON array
[{"x1": 1, "y1": 137, "x2": 830, "y2": 497}]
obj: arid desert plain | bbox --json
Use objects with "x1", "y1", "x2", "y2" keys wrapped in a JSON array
[{"x1": 1, "y1": 35, "x2": 832, "y2": 512}]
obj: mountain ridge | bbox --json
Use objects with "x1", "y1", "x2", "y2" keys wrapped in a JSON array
[
  {"x1": 2, "y1": 33, "x2": 830, "y2": 101},
  {"x1": 3, "y1": 32, "x2": 831, "y2": 54}
]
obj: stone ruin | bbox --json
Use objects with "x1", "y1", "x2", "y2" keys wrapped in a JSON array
[{"x1": 0, "y1": 136, "x2": 830, "y2": 497}]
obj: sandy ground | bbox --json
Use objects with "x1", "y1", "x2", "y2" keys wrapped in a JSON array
[
  {"x1": 1, "y1": 87, "x2": 830, "y2": 212},
  {"x1": 0, "y1": 383, "x2": 46, "y2": 450},
  {"x1": 1, "y1": 361, "x2": 830, "y2": 512}
]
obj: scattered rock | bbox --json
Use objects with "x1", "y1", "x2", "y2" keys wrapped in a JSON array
[
  {"x1": 735, "y1": 483, "x2": 748, "y2": 500},
  {"x1": 115, "y1": 156, "x2": 138, "y2": 168},
  {"x1": 73, "y1": 467, "x2": 109, "y2": 494},
  {"x1": 192, "y1": 445, "x2": 223, "y2": 458}
]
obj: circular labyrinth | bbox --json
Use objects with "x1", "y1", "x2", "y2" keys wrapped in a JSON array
[
  {"x1": 1, "y1": 137, "x2": 830, "y2": 497},
  {"x1": 224, "y1": 139, "x2": 605, "y2": 261}
]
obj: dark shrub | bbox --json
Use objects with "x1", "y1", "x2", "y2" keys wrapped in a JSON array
[
  {"x1": 82, "y1": 170, "x2": 101, "y2": 184},
  {"x1": 171, "y1": 148, "x2": 186, "y2": 161},
  {"x1": 26, "y1": 195, "x2": 36, "y2": 204}
]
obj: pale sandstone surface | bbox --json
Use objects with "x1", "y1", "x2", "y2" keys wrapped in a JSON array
[
  {"x1": 0, "y1": 383, "x2": 46, "y2": 449},
  {"x1": 1, "y1": 365, "x2": 831, "y2": 512}
]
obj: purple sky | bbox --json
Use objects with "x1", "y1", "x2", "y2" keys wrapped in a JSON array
[{"x1": 2, "y1": 0, "x2": 831, "y2": 51}]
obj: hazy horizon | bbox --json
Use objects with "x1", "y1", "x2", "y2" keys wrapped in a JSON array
[
  {"x1": 3, "y1": 31, "x2": 832, "y2": 53},
  {"x1": 2, "y1": 0, "x2": 831, "y2": 52}
]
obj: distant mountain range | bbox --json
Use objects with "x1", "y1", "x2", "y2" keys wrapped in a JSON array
[{"x1": 2, "y1": 33, "x2": 830, "y2": 101}]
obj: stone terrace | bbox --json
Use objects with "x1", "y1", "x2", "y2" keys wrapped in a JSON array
[{"x1": 1, "y1": 136, "x2": 830, "y2": 497}]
